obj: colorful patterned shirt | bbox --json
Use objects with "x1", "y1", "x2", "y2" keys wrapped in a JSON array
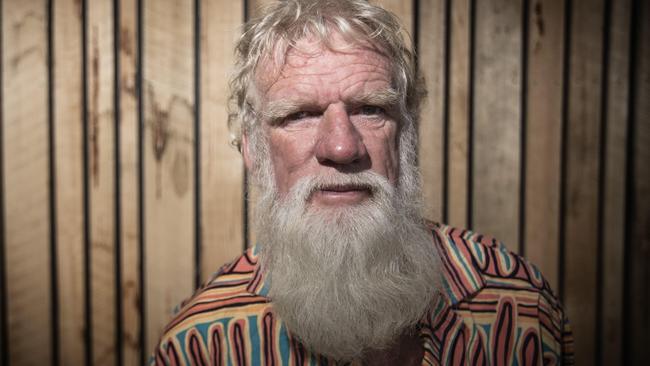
[{"x1": 151, "y1": 224, "x2": 574, "y2": 365}]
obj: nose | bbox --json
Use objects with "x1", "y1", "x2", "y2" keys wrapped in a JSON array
[{"x1": 314, "y1": 104, "x2": 368, "y2": 167}]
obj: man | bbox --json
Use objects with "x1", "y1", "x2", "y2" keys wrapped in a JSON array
[{"x1": 152, "y1": 0, "x2": 573, "y2": 364}]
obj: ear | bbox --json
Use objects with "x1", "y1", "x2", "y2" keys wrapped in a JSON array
[{"x1": 241, "y1": 133, "x2": 253, "y2": 171}]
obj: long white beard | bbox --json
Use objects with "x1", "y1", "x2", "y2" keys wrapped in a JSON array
[{"x1": 255, "y1": 169, "x2": 444, "y2": 361}]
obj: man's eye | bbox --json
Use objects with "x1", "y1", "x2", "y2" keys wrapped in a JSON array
[
  {"x1": 357, "y1": 105, "x2": 386, "y2": 116},
  {"x1": 285, "y1": 111, "x2": 316, "y2": 121}
]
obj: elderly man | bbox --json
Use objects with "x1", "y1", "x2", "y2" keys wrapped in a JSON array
[{"x1": 152, "y1": 0, "x2": 573, "y2": 364}]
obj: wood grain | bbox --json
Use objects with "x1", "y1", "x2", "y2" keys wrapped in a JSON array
[
  {"x1": 447, "y1": 0, "x2": 471, "y2": 229},
  {"x1": 53, "y1": 0, "x2": 85, "y2": 364},
  {"x1": 524, "y1": 0, "x2": 565, "y2": 291},
  {"x1": 628, "y1": 1, "x2": 650, "y2": 363},
  {"x1": 473, "y1": 0, "x2": 522, "y2": 250},
  {"x1": 118, "y1": 0, "x2": 141, "y2": 364},
  {"x1": 199, "y1": 0, "x2": 245, "y2": 281},
  {"x1": 417, "y1": 0, "x2": 445, "y2": 222},
  {"x1": 143, "y1": 0, "x2": 195, "y2": 355},
  {"x1": 2, "y1": 0, "x2": 52, "y2": 364},
  {"x1": 87, "y1": 1, "x2": 116, "y2": 364},
  {"x1": 562, "y1": 0, "x2": 604, "y2": 364},
  {"x1": 601, "y1": 0, "x2": 631, "y2": 363}
]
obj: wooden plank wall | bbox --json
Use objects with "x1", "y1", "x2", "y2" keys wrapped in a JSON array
[
  {"x1": 2, "y1": 2, "x2": 51, "y2": 365},
  {"x1": 0, "y1": 0, "x2": 647, "y2": 365},
  {"x1": 53, "y1": 0, "x2": 84, "y2": 365}
]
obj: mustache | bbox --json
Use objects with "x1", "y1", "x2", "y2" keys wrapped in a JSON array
[{"x1": 288, "y1": 171, "x2": 392, "y2": 202}]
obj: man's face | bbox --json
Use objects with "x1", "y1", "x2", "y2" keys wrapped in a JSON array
[
  {"x1": 246, "y1": 36, "x2": 442, "y2": 362},
  {"x1": 250, "y1": 37, "x2": 400, "y2": 208}
]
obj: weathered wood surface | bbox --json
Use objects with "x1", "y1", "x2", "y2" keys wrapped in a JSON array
[
  {"x1": 87, "y1": 1, "x2": 117, "y2": 364},
  {"x1": 418, "y1": 0, "x2": 446, "y2": 221},
  {"x1": 601, "y1": 0, "x2": 631, "y2": 363},
  {"x1": 628, "y1": 1, "x2": 650, "y2": 363},
  {"x1": 143, "y1": 0, "x2": 196, "y2": 355},
  {"x1": 53, "y1": 0, "x2": 85, "y2": 364},
  {"x1": 447, "y1": 0, "x2": 471, "y2": 229},
  {"x1": 563, "y1": 0, "x2": 605, "y2": 364},
  {"x1": 199, "y1": 0, "x2": 245, "y2": 281},
  {"x1": 118, "y1": 0, "x2": 141, "y2": 364},
  {"x1": 473, "y1": 0, "x2": 522, "y2": 252},
  {"x1": 2, "y1": 0, "x2": 52, "y2": 364},
  {"x1": 524, "y1": 0, "x2": 565, "y2": 291}
]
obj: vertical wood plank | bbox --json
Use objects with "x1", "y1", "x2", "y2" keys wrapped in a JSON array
[
  {"x1": 601, "y1": 0, "x2": 631, "y2": 363},
  {"x1": 1, "y1": 0, "x2": 53, "y2": 364},
  {"x1": 563, "y1": 0, "x2": 604, "y2": 364},
  {"x1": 0, "y1": 0, "x2": 4, "y2": 351},
  {"x1": 143, "y1": 0, "x2": 195, "y2": 355},
  {"x1": 473, "y1": 0, "x2": 522, "y2": 250},
  {"x1": 199, "y1": 0, "x2": 245, "y2": 280},
  {"x1": 524, "y1": 0, "x2": 564, "y2": 291},
  {"x1": 418, "y1": 0, "x2": 445, "y2": 221},
  {"x1": 628, "y1": 1, "x2": 650, "y2": 363},
  {"x1": 118, "y1": 0, "x2": 141, "y2": 364},
  {"x1": 53, "y1": 0, "x2": 85, "y2": 364},
  {"x1": 447, "y1": 0, "x2": 471, "y2": 229},
  {"x1": 87, "y1": 0, "x2": 116, "y2": 364}
]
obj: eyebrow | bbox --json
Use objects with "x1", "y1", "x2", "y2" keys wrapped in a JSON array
[
  {"x1": 346, "y1": 88, "x2": 400, "y2": 110},
  {"x1": 261, "y1": 88, "x2": 400, "y2": 124},
  {"x1": 261, "y1": 99, "x2": 311, "y2": 123}
]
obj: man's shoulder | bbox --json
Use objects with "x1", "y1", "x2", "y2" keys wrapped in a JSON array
[
  {"x1": 431, "y1": 223, "x2": 561, "y2": 307},
  {"x1": 429, "y1": 223, "x2": 574, "y2": 364},
  {"x1": 157, "y1": 247, "x2": 268, "y2": 343}
]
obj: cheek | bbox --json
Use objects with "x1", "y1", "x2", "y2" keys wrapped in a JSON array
[{"x1": 268, "y1": 132, "x2": 316, "y2": 190}]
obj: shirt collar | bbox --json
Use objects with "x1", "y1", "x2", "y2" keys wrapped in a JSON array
[
  {"x1": 245, "y1": 244, "x2": 268, "y2": 297},
  {"x1": 430, "y1": 223, "x2": 486, "y2": 307}
]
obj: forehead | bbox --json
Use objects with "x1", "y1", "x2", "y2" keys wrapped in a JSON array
[{"x1": 254, "y1": 36, "x2": 392, "y2": 99}]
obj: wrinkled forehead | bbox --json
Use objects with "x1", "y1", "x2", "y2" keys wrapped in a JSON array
[{"x1": 253, "y1": 33, "x2": 392, "y2": 96}]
